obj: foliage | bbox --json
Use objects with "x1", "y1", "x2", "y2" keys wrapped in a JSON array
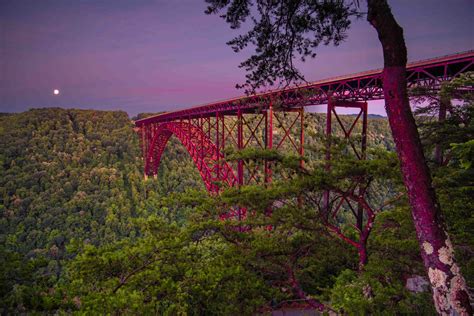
[
  {"x1": 64, "y1": 215, "x2": 275, "y2": 315},
  {"x1": 413, "y1": 72, "x2": 474, "y2": 167},
  {"x1": 328, "y1": 207, "x2": 436, "y2": 314},
  {"x1": 205, "y1": 0, "x2": 361, "y2": 91},
  {"x1": 205, "y1": 0, "x2": 474, "y2": 312},
  {"x1": 1, "y1": 105, "x2": 472, "y2": 314},
  {"x1": 0, "y1": 108, "x2": 199, "y2": 312}
]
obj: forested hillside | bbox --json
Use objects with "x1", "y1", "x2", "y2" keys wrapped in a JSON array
[
  {"x1": 0, "y1": 108, "x2": 201, "y2": 312},
  {"x1": 0, "y1": 106, "x2": 471, "y2": 314}
]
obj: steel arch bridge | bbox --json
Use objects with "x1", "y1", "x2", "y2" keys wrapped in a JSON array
[{"x1": 136, "y1": 51, "x2": 473, "y2": 198}]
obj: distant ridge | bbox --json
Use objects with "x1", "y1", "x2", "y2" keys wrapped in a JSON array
[
  {"x1": 348, "y1": 113, "x2": 386, "y2": 119},
  {"x1": 368, "y1": 114, "x2": 386, "y2": 119}
]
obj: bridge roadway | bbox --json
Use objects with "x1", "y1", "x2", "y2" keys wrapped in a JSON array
[{"x1": 136, "y1": 50, "x2": 473, "y2": 126}]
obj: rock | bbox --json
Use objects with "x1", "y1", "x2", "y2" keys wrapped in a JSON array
[
  {"x1": 406, "y1": 275, "x2": 430, "y2": 293},
  {"x1": 363, "y1": 284, "x2": 374, "y2": 299}
]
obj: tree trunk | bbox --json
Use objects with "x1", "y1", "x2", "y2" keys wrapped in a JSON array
[
  {"x1": 287, "y1": 264, "x2": 326, "y2": 312},
  {"x1": 357, "y1": 242, "x2": 368, "y2": 271},
  {"x1": 367, "y1": 1, "x2": 472, "y2": 314}
]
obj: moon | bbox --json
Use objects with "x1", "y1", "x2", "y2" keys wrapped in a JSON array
[{"x1": 53, "y1": 89, "x2": 60, "y2": 95}]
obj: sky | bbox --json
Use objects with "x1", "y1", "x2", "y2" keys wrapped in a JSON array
[{"x1": 1, "y1": 0, "x2": 473, "y2": 117}]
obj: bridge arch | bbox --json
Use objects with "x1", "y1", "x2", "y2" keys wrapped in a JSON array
[{"x1": 144, "y1": 121, "x2": 238, "y2": 193}]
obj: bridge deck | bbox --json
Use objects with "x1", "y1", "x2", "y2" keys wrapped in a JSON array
[{"x1": 136, "y1": 50, "x2": 473, "y2": 126}]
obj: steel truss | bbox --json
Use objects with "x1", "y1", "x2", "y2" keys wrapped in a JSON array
[
  {"x1": 324, "y1": 100, "x2": 368, "y2": 231},
  {"x1": 141, "y1": 106, "x2": 304, "y2": 191},
  {"x1": 136, "y1": 51, "x2": 473, "y2": 215}
]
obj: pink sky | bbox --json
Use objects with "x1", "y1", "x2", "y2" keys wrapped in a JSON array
[{"x1": 1, "y1": 0, "x2": 473, "y2": 116}]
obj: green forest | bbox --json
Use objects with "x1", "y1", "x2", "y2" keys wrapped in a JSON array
[{"x1": 1, "y1": 75, "x2": 473, "y2": 314}]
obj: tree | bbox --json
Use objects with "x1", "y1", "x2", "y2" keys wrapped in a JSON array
[
  {"x1": 223, "y1": 144, "x2": 403, "y2": 272},
  {"x1": 64, "y1": 214, "x2": 275, "y2": 314},
  {"x1": 175, "y1": 142, "x2": 434, "y2": 313},
  {"x1": 413, "y1": 72, "x2": 474, "y2": 168},
  {"x1": 205, "y1": 0, "x2": 471, "y2": 314},
  {"x1": 413, "y1": 72, "x2": 474, "y2": 286}
]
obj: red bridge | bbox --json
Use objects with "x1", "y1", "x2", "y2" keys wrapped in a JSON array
[{"x1": 135, "y1": 51, "x2": 473, "y2": 194}]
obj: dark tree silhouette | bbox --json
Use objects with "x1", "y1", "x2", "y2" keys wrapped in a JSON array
[{"x1": 205, "y1": 0, "x2": 471, "y2": 314}]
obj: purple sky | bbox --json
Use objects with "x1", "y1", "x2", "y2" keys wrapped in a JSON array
[{"x1": 1, "y1": 0, "x2": 473, "y2": 116}]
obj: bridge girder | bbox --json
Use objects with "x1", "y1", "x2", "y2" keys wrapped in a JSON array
[
  {"x1": 136, "y1": 50, "x2": 473, "y2": 126},
  {"x1": 137, "y1": 50, "x2": 473, "y2": 220}
]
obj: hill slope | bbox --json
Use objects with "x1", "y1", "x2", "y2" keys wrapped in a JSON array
[
  {"x1": 1, "y1": 108, "x2": 422, "y2": 314},
  {"x1": 0, "y1": 108, "x2": 202, "y2": 311}
]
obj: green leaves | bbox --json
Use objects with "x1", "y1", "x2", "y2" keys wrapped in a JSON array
[
  {"x1": 0, "y1": 108, "x2": 203, "y2": 313},
  {"x1": 63, "y1": 214, "x2": 273, "y2": 314},
  {"x1": 451, "y1": 140, "x2": 474, "y2": 170}
]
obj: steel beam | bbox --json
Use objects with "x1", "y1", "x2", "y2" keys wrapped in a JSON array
[
  {"x1": 265, "y1": 102, "x2": 273, "y2": 184},
  {"x1": 136, "y1": 51, "x2": 473, "y2": 126},
  {"x1": 237, "y1": 109, "x2": 244, "y2": 186}
]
